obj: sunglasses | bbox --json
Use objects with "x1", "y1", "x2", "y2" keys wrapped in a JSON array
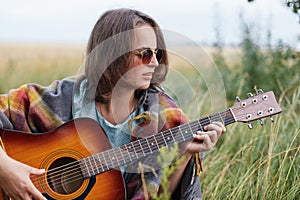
[{"x1": 133, "y1": 48, "x2": 163, "y2": 64}]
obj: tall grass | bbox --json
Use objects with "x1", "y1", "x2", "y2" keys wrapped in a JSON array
[
  {"x1": 0, "y1": 28, "x2": 299, "y2": 199},
  {"x1": 199, "y1": 19, "x2": 300, "y2": 199},
  {"x1": 0, "y1": 43, "x2": 85, "y2": 93},
  {"x1": 200, "y1": 87, "x2": 299, "y2": 199}
]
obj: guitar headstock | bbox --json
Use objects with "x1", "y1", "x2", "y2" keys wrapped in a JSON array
[{"x1": 231, "y1": 90, "x2": 282, "y2": 127}]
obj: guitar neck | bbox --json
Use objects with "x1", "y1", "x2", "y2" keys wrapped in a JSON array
[{"x1": 79, "y1": 109, "x2": 235, "y2": 178}]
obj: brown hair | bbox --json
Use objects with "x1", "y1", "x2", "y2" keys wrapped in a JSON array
[{"x1": 84, "y1": 8, "x2": 168, "y2": 103}]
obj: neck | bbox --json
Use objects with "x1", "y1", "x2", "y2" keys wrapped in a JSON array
[{"x1": 97, "y1": 88, "x2": 137, "y2": 125}]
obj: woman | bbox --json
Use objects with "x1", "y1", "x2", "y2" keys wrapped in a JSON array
[{"x1": 0, "y1": 8, "x2": 225, "y2": 199}]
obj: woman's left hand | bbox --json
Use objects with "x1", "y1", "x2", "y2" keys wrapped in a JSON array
[{"x1": 186, "y1": 121, "x2": 226, "y2": 154}]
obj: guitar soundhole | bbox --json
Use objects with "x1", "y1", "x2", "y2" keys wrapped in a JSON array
[{"x1": 47, "y1": 157, "x2": 84, "y2": 194}]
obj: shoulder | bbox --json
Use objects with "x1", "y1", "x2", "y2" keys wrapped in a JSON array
[{"x1": 150, "y1": 86, "x2": 190, "y2": 128}]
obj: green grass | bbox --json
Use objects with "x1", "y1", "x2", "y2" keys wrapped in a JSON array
[
  {"x1": 0, "y1": 43, "x2": 299, "y2": 199},
  {"x1": 200, "y1": 88, "x2": 299, "y2": 199}
]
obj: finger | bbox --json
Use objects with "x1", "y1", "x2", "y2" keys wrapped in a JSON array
[
  {"x1": 27, "y1": 180, "x2": 47, "y2": 200},
  {"x1": 212, "y1": 121, "x2": 226, "y2": 132},
  {"x1": 192, "y1": 131, "x2": 204, "y2": 141},
  {"x1": 194, "y1": 130, "x2": 218, "y2": 144},
  {"x1": 204, "y1": 123, "x2": 223, "y2": 137},
  {"x1": 23, "y1": 193, "x2": 33, "y2": 200},
  {"x1": 195, "y1": 133, "x2": 214, "y2": 151},
  {"x1": 29, "y1": 167, "x2": 45, "y2": 175},
  {"x1": 27, "y1": 167, "x2": 46, "y2": 200}
]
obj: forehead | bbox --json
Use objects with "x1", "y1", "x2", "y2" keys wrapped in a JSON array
[{"x1": 132, "y1": 24, "x2": 157, "y2": 50}]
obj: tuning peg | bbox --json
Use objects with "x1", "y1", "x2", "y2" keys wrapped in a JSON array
[
  {"x1": 270, "y1": 116, "x2": 274, "y2": 122},
  {"x1": 236, "y1": 96, "x2": 241, "y2": 102},
  {"x1": 259, "y1": 119, "x2": 264, "y2": 126},
  {"x1": 257, "y1": 89, "x2": 264, "y2": 95},
  {"x1": 247, "y1": 93, "x2": 254, "y2": 98},
  {"x1": 248, "y1": 122, "x2": 253, "y2": 129}
]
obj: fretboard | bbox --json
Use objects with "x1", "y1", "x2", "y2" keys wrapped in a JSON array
[{"x1": 80, "y1": 108, "x2": 235, "y2": 178}]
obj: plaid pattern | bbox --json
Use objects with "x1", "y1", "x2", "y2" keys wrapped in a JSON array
[
  {"x1": 0, "y1": 77, "x2": 201, "y2": 199},
  {"x1": 0, "y1": 79, "x2": 75, "y2": 132}
]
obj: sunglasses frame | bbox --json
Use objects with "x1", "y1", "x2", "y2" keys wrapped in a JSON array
[{"x1": 133, "y1": 48, "x2": 163, "y2": 64}]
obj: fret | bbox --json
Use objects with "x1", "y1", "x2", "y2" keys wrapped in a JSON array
[
  {"x1": 177, "y1": 126, "x2": 186, "y2": 141},
  {"x1": 145, "y1": 137, "x2": 153, "y2": 154},
  {"x1": 147, "y1": 135, "x2": 159, "y2": 152},
  {"x1": 87, "y1": 157, "x2": 95, "y2": 176},
  {"x1": 100, "y1": 152, "x2": 109, "y2": 171},
  {"x1": 139, "y1": 138, "x2": 152, "y2": 156},
  {"x1": 159, "y1": 132, "x2": 168, "y2": 146},
  {"x1": 101, "y1": 151, "x2": 110, "y2": 170},
  {"x1": 171, "y1": 127, "x2": 182, "y2": 143},
  {"x1": 91, "y1": 156, "x2": 100, "y2": 175},
  {"x1": 186, "y1": 123, "x2": 194, "y2": 139},
  {"x1": 218, "y1": 112, "x2": 225, "y2": 124},
  {"x1": 111, "y1": 148, "x2": 120, "y2": 168},
  {"x1": 129, "y1": 141, "x2": 139, "y2": 159},
  {"x1": 169, "y1": 128, "x2": 177, "y2": 143},
  {"x1": 152, "y1": 134, "x2": 160, "y2": 150},
  {"x1": 226, "y1": 109, "x2": 236, "y2": 125},
  {"x1": 196, "y1": 119, "x2": 204, "y2": 131},
  {"x1": 106, "y1": 149, "x2": 115, "y2": 168},
  {"x1": 84, "y1": 160, "x2": 90, "y2": 178},
  {"x1": 128, "y1": 142, "x2": 138, "y2": 160},
  {"x1": 213, "y1": 112, "x2": 223, "y2": 122},
  {"x1": 199, "y1": 116, "x2": 210, "y2": 127},
  {"x1": 117, "y1": 146, "x2": 126, "y2": 166},
  {"x1": 121, "y1": 144, "x2": 132, "y2": 163},
  {"x1": 79, "y1": 160, "x2": 88, "y2": 178},
  {"x1": 163, "y1": 130, "x2": 175, "y2": 146},
  {"x1": 210, "y1": 113, "x2": 217, "y2": 122},
  {"x1": 95, "y1": 154, "x2": 105, "y2": 172},
  {"x1": 138, "y1": 140, "x2": 145, "y2": 156},
  {"x1": 102, "y1": 150, "x2": 112, "y2": 169},
  {"x1": 82, "y1": 159, "x2": 91, "y2": 178},
  {"x1": 207, "y1": 115, "x2": 212, "y2": 124}
]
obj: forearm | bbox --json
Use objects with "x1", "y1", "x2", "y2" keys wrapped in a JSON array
[{"x1": 0, "y1": 145, "x2": 10, "y2": 180}]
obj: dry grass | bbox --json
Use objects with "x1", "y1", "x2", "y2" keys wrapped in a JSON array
[{"x1": 0, "y1": 42, "x2": 85, "y2": 93}]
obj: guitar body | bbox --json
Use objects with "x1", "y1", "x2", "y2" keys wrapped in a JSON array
[{"x1": 0, "y1": 118, "x2": 126, "y2": 200}]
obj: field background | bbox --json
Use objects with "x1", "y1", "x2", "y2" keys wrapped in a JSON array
[{"x1": 0, "y1": 42, "x2": 299, "y2": 199}]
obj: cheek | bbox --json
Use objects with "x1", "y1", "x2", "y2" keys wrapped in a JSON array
[
  {"x1": 129, "y1": 56, "x2": 143, "y2": 69},
  {"x1": 124, "y1": 66, "x2": 143, "y2": 79}
]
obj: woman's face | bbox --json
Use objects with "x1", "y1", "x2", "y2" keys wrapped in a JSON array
[{"x1": 122, "y1": 24, "x2": 159, "y2": 90}]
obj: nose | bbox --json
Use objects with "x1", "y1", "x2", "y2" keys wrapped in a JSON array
[{"x1": 148, "y1": 53, "x2": 159, "y2": 67}]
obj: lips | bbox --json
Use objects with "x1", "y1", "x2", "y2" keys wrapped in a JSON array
[
  {"x1": 143, "y1": 72, "x2": 154, "y2": 76},
  {"x1": 142, "y1": 72, "x2": 154, "y2": 80}
]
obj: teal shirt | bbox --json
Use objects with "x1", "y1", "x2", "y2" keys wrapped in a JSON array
[
  {"x1": 94, "y1": 104, "x2": 144, "y2": 174},
  {"x1": 95, "y1": 105, "x2": 143, "y2": 148}
]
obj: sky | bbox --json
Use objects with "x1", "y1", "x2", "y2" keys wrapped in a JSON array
[{"x1": 0, "y1": 0, "x2": 299, "y2": 47}]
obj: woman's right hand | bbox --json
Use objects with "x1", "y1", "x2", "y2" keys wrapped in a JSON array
[{"x1": 0, "y1": 150, "x2": 46, "y2": 200}]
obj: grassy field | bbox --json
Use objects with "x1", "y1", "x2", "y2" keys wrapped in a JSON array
[
  {"x1": 0, "y1": 43, "x2": 85, "y2": 93},
  {"x1": 0, "y1": 43, "x2": 299, "y2": 199}
]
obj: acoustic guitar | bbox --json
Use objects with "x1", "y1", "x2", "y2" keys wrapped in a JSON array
[{"x1": 0, "y1": 90, "x2": 282, "y2": 200}]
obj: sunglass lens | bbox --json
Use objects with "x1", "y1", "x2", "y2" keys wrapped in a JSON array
[
  {"x1": 156, "y1": 49, "x2": 162, "y2": 63},
  {"x1": 142, "y1": 49, "x2": 153, "y2": 64}
]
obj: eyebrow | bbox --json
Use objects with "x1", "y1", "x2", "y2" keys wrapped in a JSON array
[{"x1": 133, "y1": 47, "x2": 157, "y2": 51}]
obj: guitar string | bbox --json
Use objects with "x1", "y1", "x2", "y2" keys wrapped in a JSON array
[
  {"x1": 31, "y1": 108, "x2": 233, "y2": 179},
  {"x1": 31, "y1": 116, "x2": 237, "y2": 190},
  {"x1": 29, "y1": 111, "x2": 239, "y2": 188},
  {"x1": 31, "y1": 105, "x2": 265, "y2": 189},
  {"x1": 30, "y1": 110, "x2": 250, "y2": 189},
  {"x1": 29, "y1": 108, "x2": 240, "y2": 187},
  {"x1": 36, "y1": 106, "x2": 245, "y2": 181}
]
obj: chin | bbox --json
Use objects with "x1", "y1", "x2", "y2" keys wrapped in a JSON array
[{"x1": 138, "y1": 83, "x2": 151, "y2": 90}]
